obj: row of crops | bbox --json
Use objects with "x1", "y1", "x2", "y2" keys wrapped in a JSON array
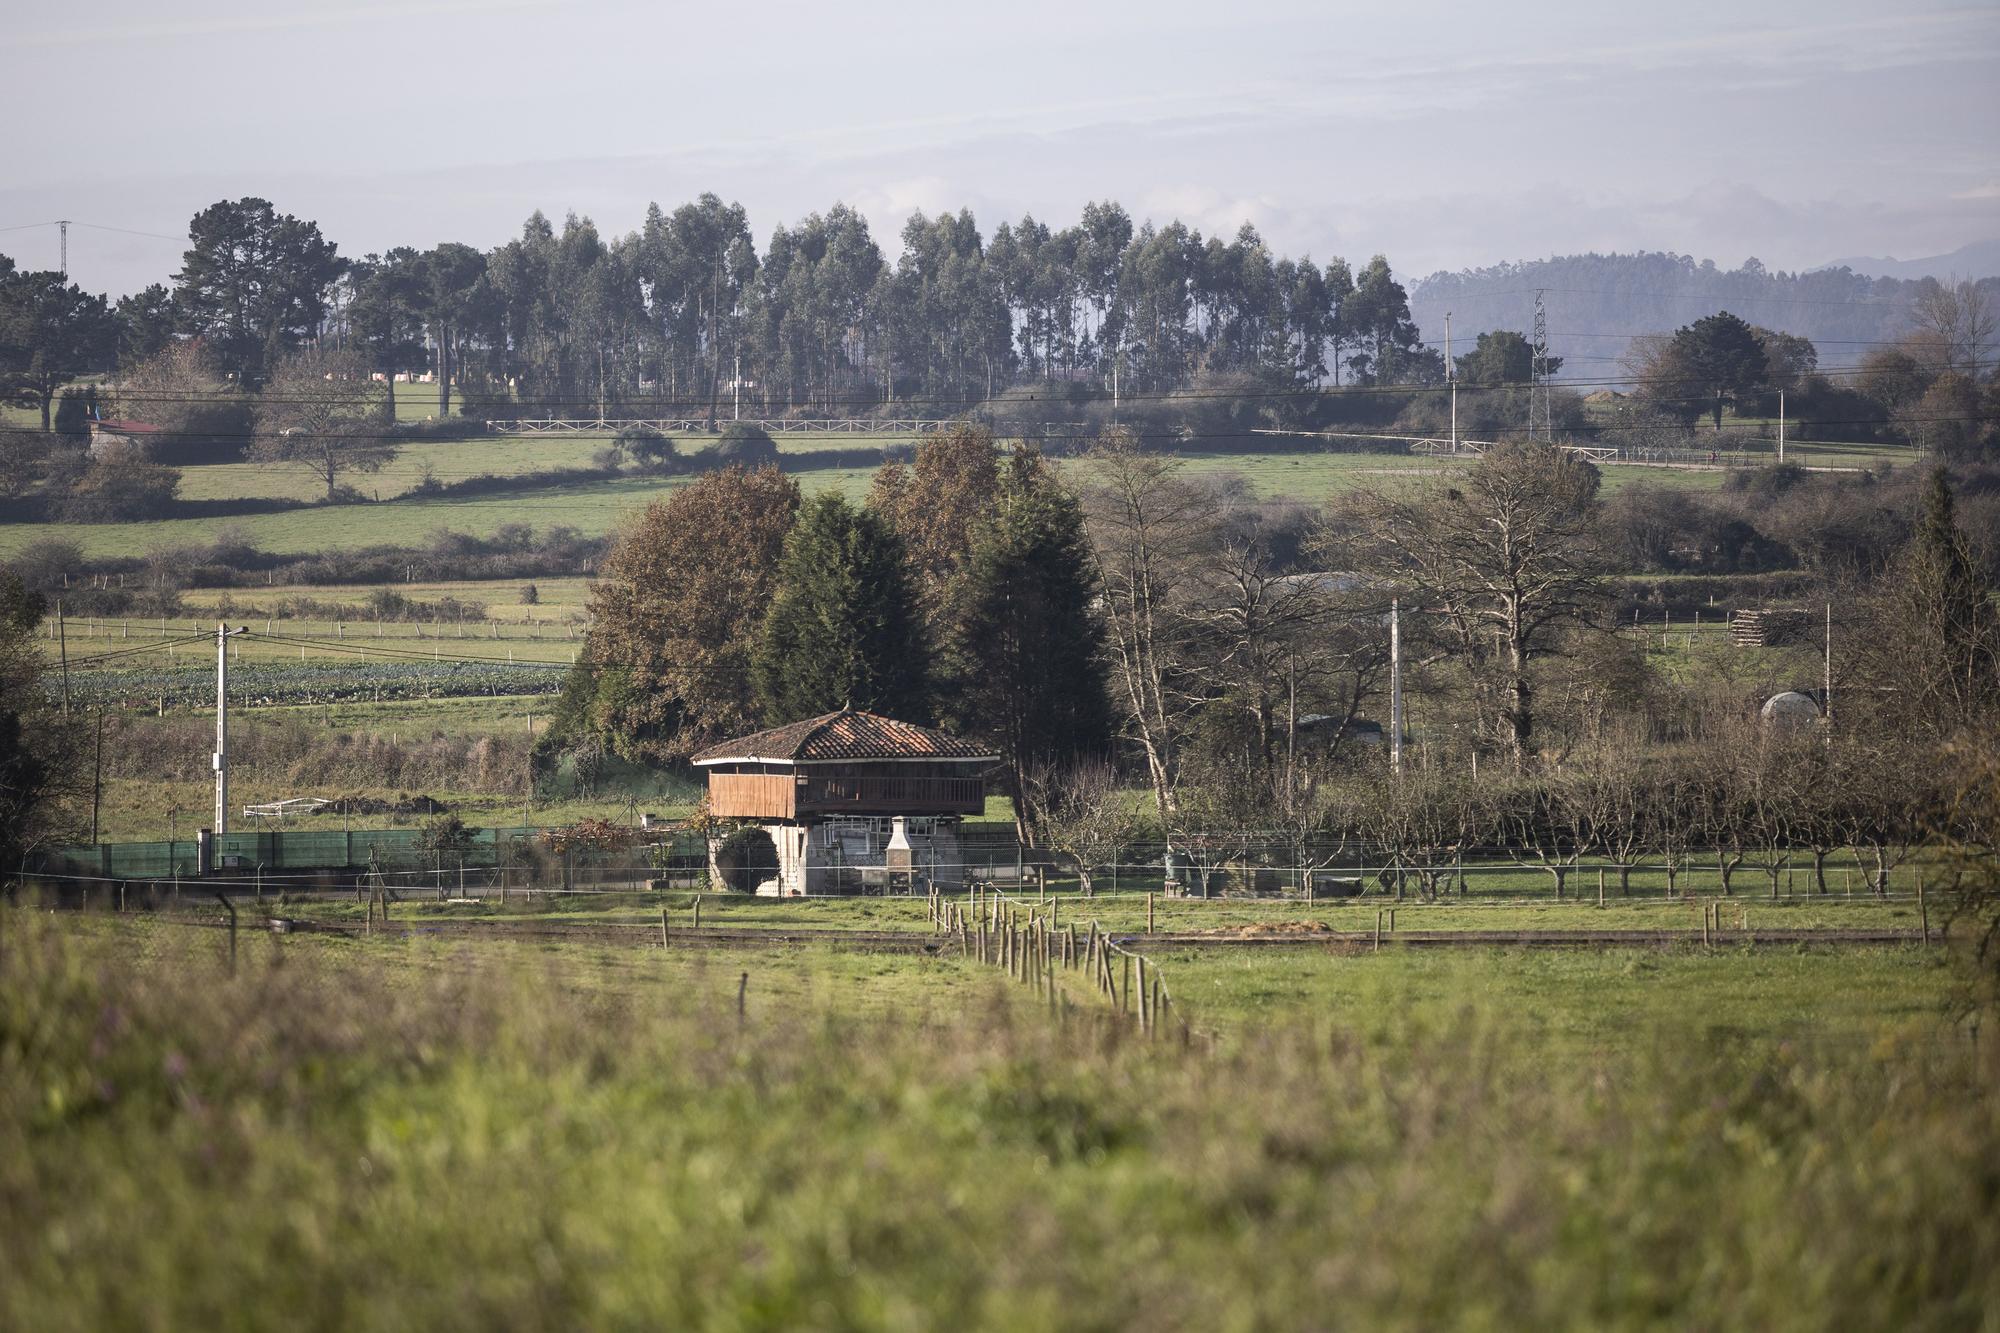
[{"x1": 60, "y1": 662, "x2": 567, "y2": 709}]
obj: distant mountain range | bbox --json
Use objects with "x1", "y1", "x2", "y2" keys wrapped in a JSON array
[
  {"x1": 1812, "y1": 240, "x2": 2000, "y2": 282},
  {"x1": 1408, "y1": 249, "x2": 2000, "y2": 378}
]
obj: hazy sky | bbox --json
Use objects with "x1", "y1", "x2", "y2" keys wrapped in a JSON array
[{"x1": 4, "y1": 0, "x2": 1997, "y2": 297}]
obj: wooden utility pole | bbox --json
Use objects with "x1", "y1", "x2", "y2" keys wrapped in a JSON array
[
  {"x1": 57, "y1": 601, "x2": 71, "y2": 718},
  {"x1": 1389, "y1": 598, "x2": 1404, "y2": 776},
  {"x1": 90, "y1": 709, "x2": 103, "y2": 844}
]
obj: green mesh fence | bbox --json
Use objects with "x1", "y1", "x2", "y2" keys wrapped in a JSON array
[{"x1": 33, "y1": 827, "x2": 707, "y2": 881}]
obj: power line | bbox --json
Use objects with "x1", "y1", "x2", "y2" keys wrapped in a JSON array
[{"x1": 34, "y1": 353, "x2": 2000, "y2": 418}]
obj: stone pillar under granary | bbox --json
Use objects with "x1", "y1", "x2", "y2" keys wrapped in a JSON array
[{"x1": 693, "y1": 710, "x2": 995, "y2": 896}]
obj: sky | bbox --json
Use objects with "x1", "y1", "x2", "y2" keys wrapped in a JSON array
[{"x1": 3, "y1": 0, "x2": 1997, "y2": 298}]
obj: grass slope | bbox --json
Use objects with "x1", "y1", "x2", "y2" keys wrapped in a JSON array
[{"x1": 1, "y1": 914, "x2": 1988, "y2": 1330}]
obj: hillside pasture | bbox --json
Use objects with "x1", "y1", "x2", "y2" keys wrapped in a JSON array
[{"x1": 0, "y1": 912, "x2": 1986, "y2": 1330}]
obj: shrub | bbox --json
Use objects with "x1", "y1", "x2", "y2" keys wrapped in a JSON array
[
  {"x1": 712, "y1": 421, "x2": 778, "y2": 468},
  {"x1": 55, "y1": 444, "x2": 180, "y2": 522},
  {"x1": 617, "y1": 425, "x2": 681, "y2": 473}
]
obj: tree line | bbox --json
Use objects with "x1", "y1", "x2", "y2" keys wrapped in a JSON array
[
  {"x1": 547, "y1": 416, "x2": 2000, "y2": 866},
  {"x1": 2, "y1": 195, "x2": 1445, "y2": 421}
]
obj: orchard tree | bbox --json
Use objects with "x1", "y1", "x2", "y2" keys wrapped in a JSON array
[{"x1": 752, "y1": 494, "x2": 926, "y2": 723}]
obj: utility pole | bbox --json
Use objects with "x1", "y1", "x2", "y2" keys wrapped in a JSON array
[
  {"x1": 57, "y1": 220, "x2": 69, "y2": 279},
  {"x1": 91, "y1": 709, "x2": 103, "y2": 844},
  {"x1": 1530, "y1": 290, "x2": 1552, "y2": 442},
  {"x1": 214, "y1": 623, "x2": 246, "y2": 835},
  {"x1": 57, "y1": 600, "x2": 71, "y2": 718},
  {"x1": 733, "y1": 350, "x2": 741, "y2": 420},
  {"x1": 1389, "y1": 598, "x2": 1404, "y2": 777},
  {"x1": 1445, "y1": 311, "x2": 1457, "y2": 454},
  {"x1": 1778, "y1": 389, "x2": 1786, "y2": 464},
  {"x1": 1823, "y1": 601, "x2": 1833, "y2": 733}
]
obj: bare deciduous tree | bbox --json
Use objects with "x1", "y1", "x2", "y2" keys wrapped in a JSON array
[
  {"x1": 252, "y1": 346, "x2": 395, "y2": 501},
  {"x1": 1347, "y1": 442, "x2": 1608, "y2": 773},
  {"x1": 1021, "y1": 757, "x2": 1144, "y2": 897},
  {"x1": 1906, "y1": 277, "x2": 1997, "y2": 378},
  {"x1": 1079, "y1": 429, "x2": 1220, "y2": 832}
]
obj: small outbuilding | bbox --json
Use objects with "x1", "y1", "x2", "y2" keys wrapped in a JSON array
[
  {"x1": 88, "y1": 419, "x2": 165, "y2": 457},
  {"x1": 691, "y1": 709, "x2": 995, "y2": 895}
]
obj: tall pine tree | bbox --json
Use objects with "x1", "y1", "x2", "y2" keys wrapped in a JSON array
[
  {"x1": 949, "y1": 452, "x2": 1112, "y2": 838},
  {"x1": 752, "y1": 495, "x2": 927, "y2": 723},
  {"x1": 1899, "y1": 468, "x2": 2000, "y2": 731}
]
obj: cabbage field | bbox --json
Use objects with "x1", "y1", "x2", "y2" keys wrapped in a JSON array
[{"x1": 59, "y1": 661, "x2": 566, "y2": 710}]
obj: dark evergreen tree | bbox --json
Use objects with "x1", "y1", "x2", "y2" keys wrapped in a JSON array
[
  {"x1": 1669, "y1": 310, "x2": 1770, "y2": 429},
  {"x1": 947, "y1": 452, "x2": 1112, "y2": 836},
  {"x1": 752, "y1": 495, "x2": 926, "y2": 723},
  {"x1": 0, "y1": 268, "x2": 118, "y2": 430},
  {"x1": 1888, "y1": 468, "x2": 2000, "y2": 732},
  {"x1": 172, "y1": 197, "x2": 344, "y2": 386}
]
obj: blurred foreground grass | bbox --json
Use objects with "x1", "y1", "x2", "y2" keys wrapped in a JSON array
[{"x1": 1, "y1": 914, "x2": 1992, "y2": 1330}]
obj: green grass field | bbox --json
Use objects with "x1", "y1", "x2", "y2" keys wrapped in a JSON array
[
  {"x1": 2, "y1": 910, "x2": 1989, "y2": 1329},
  {"x1": 12, "y1": 432, "x2": 1918, "y2": 561}
]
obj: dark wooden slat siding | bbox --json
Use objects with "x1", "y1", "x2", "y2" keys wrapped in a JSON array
[{"x1": 796, "y1": 774, "x2": 985, "y2": 814}]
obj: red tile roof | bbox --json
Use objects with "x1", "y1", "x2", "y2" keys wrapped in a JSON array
[{"x1": 692, "y1": 710, "x2": 994, "y2": 764}]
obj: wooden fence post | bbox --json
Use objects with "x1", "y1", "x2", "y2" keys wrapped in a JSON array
[
  {"x1": 1147, "y1": 892, "x2": 1155, "y2": 934},
  {"x1": 1918, "y1": 872, "x2": 1930, "y2": 946}
]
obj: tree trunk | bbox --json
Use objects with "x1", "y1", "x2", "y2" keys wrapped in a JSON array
[{"x1": 438, "y1": 327, "x2": 453, "y2": 417}]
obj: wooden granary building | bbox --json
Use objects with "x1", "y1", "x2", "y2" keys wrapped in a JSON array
[{"x1": 691, "y1": 710, "x2": 995, "y2": 894}]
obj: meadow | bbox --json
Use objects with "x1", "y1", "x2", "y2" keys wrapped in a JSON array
[
  {"x1": 3, "y1": 425, "x2": 1901, "y2": 560},
  {"x1": 0, "y1": 908, "x2": 1988, "y2": 1330}
]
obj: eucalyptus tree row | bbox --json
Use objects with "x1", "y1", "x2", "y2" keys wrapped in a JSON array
[
  {"x1": 9, "y1": 194, "x2": 1441, "y2": 419},
  {"x1": 375, "y1": 200, "x2": 1436, "y2": 415}
]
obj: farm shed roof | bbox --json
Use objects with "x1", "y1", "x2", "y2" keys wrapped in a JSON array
[{"x1": 692, "y1": 710, "x2": 995, "y2": 765}]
